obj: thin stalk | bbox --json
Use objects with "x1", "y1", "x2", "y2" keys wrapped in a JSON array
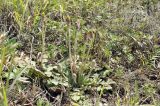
[
  {"x1": 68, "y1": 24, "x2": 72, "y2": 67},
  {"x1": 0, "y1": 47, "x2": 8, "y2": 106},
  {"x1": 86, "y1": 33, "x2": 95, "y2": 61},
  {"x1": 0, "y1": 47, "x2": 5, "y2": 75},
  {"x1": 2, "y1": 83, "x2": 8, "y2": 106},
  {"x1": 40, "y1": 17, "x2": 46, "y2": 67}
]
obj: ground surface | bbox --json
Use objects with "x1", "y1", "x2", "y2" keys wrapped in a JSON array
[{"x1": 0, "y1": 0, "x2": 160, "y2": 106}]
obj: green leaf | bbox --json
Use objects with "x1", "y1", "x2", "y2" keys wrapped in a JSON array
[{"x1": 29, "y1": 67, "x2": 49, "y2": 79}]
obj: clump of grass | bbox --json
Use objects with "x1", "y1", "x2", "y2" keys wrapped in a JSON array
[{"x1": 0, "y1": 32, "x2": 18, "y2": 106}]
